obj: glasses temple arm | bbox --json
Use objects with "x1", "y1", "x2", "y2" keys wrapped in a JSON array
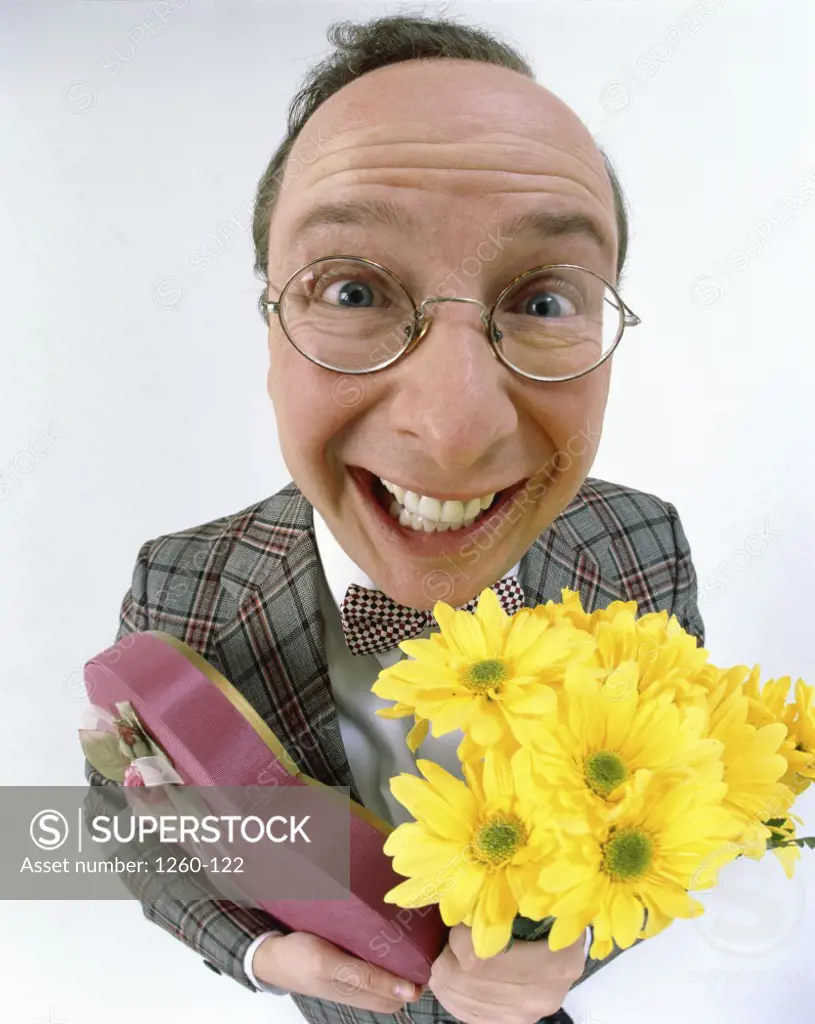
[{"x1": 620, "y1": 298, "x2": 641, "y2": 327}]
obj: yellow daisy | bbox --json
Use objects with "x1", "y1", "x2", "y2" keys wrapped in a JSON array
[
  {"x1": 375, "y1": 634, "x2": 451, "y2": 752},
  {"x1": 531, "y1": 590, "x2": 710, "y2": 707},
  {"x1": 634, "y1": 617, "x2": 711, "y2": 709},
  {"x1": 530, "y1": 588, "x2": 638, "y2": 633},
  {"x1": 787, "y1": 680, "x2": 815, "y2": 792},
  {"x1": 383, "y1": 749, "x2": 557, "y2": 958},
  {"x1": 531, "y1": 663, "x2": 724, "y2": 826},
  {"x1": 743, "y1": 665, "x2": 793, "y2": 725},
  {"x1": 742, "y1": 669, "x2": 813, "y2": 794},
  {"x1": 372, "y1": 588, "x2": 593, "y2": 757},
  {"x1": 540, "y1": 591, "x2": 712, "y2": 708},
  {"x1": 525, "y1": 770, "x2": 742, "y2": 959},
  {"x1": 705, "y1": 667, "x2": 790, "y2": 855}
]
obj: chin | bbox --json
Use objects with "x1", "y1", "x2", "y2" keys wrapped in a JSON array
[{"x1": 332, "y1": 462, "x2": 566, "y2": 609}]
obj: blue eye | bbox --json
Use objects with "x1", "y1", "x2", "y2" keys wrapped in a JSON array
[
  {"x1": 523, "y1": 291, "x2": 577, "y2": 318},
  {"x1": 330, "y1": 280, "x2": 375, "y2": 307}
]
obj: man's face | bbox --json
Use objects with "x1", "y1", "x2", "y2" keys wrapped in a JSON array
[{"x1": 266, "y1": 59, "x2": 619, "y2": 609}]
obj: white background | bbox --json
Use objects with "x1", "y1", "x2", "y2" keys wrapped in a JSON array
[{"x1": 1, "y1": 1, "x2": 814, "y2": 1022}]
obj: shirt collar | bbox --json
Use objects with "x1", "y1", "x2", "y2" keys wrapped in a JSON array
[{"x1": 313, "y1": 508, "x2": 520, "y2": 613}]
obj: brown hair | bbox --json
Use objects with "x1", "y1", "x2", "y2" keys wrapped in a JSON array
[{"x1": 252, "y1": 12, "x2": 629, "y2": 321}]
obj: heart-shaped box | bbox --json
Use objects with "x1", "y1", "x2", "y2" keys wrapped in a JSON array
[{"x1": 83, "y1": 630, "x2": 446, "y2": 984}]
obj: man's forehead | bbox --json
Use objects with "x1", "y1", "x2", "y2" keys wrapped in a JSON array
[
  {"x1": 280, "y1": 60, "x2": 609, "y2": 198},
  {"x1": 271, "y1": 60, "x2": 616, "y2": 264},
  {"x1": 300, "y1": 58, "x2": 592, "y2": 148}
]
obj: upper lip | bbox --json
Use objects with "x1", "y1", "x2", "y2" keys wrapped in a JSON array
[{"x1": 365, "y1": 469, "x2": 526, "y2": 502}]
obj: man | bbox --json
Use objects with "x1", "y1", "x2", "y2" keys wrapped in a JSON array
[{"x1": 86, "y1": 14, "x2": 704, "y2": 1024}]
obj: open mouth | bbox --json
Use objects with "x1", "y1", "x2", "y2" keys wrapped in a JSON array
[{"x1": 350, "y1": 468, "x2": 530, "y2": 540}]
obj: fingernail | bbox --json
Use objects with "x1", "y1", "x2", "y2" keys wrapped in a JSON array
[{"x1": 394, "y1": 983, "x2": 415, "y2": 999}]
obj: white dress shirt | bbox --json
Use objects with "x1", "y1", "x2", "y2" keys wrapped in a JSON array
[{"x1": 246, "y1": 512, "x2": 581, "y2": 993}]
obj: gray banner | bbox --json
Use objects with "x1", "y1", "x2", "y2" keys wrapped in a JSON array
[{"x1": 0, "y1": 785, "x2": 352, "y2": 902}]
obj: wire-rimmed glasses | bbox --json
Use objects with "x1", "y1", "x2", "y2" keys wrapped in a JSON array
[{"x1": 262, "y1": 256, "x2": 641, "y2": 383}]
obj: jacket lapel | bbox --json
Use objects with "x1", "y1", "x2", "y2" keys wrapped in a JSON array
[
  {"x1": 519, "y1": 483, "x2": 626, "y2": 609},
  {"x1": 210, "y1": 486, "x2": 357, "y2": 797}
]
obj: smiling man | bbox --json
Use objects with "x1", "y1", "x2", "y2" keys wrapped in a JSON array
[
  {"x1": 87, "y1": 14, "x2": 704, "y2": 1024},
  {"x1": 263, "y1": 55, "x2": 622, "y2": 615}
]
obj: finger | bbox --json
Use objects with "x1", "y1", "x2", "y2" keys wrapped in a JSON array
[
  {"x1": 450, "y1": 921, "x2": 507, "y2": 973},
  {"x1": 447, "y1": 922, "x2": 476, "y2": 963},
  {"x1": 458, "y1": 928, "x2": 586, "y2": 983},
  {"x1": 429, "y1": 942, "x2": 459, "y2": 986},
  {"x1": 432, "y1": 943, "x2": 568, "y2": 1018},
  {"x1": 432, "y1": 962, "x2": 526, "y2": 1009},
  {"x1": 430, "y1": 945, "x2": 507, "y2": 1007},
  {"x1": 446, "y1": 923, "x2": 517, "y2": 980},
  {"x1": 327, "y1": 955, "x2": 421, "y2": 1006},
  {"x1": 429, "y1": 987, "x2": 496, "y2": 1024}
]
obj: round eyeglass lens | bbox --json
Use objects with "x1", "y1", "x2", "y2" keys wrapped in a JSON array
[
  {"x1": 490, "y1": 266, "x2": 623, "y2": 380},
  {"x1": 279, "y1": 258, "x2": 417, "y2": 372}
]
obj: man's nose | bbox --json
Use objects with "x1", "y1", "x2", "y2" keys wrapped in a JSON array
[{"x1": 386, "y1": 307, "x2": 519, "y2": 471}]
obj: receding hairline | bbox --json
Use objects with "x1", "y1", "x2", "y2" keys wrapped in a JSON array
[
  {"x1": 276, "y1": 58, "x2": 615, "y2": 254},
  {"x1": 296, "y1": 55, "x2": 600, "y2": 156}
]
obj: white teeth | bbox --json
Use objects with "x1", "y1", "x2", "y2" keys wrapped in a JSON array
[
  {"x1": 418, "y1": 496, "x2": 442, "y2": 521},
  {"x1": 380, "y1": 476, "x2": 501, "y2": 533},
  {"x1": 441, "y1": 500, "x2": 464, "y2": 525}
]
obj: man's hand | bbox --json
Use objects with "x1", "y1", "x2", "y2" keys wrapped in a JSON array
[
  {"x1": 428, "y1": 924, "x2": 586, "y2": 1024},
  {"x1": 251, "y1": 932, "x2": 424, "y2": 1014}
]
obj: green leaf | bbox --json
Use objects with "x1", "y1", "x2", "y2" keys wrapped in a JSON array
[
  {"x1": 768, "y1": 836, "x2": 815, "y2": 850},
  {"x1": 130, "y1": 737, "x2": 153, "y2": 760},
  {"x1": 80, "y1": 730, "x2": 131, "y2": 782},
  {"x1": 511, "y1": 914, "x2": 555, "y2": 943}
]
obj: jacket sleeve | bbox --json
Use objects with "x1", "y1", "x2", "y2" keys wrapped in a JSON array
[
  {"x1": 82, "y1": 539, "x2": 287, "y2": 992},
  {"x1": 665, "y1": 503, "x2": 706, "y2": 648}
]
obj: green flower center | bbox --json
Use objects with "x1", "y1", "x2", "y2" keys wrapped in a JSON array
[
  {"x1": 463, "y1": 659, "x2": 508, "y2": 695},
  {"x1": 472, "y1": 814, "x2": 528, "y2": 867},
  {"x1": 602, "y1": 828, "x2": 653, "y2": 881},
  {"x1": 584, "y1": 751, "x2": 628, "y2": 797}
]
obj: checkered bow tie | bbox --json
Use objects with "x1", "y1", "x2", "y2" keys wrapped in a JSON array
[{"x1": 339, "y1": 575, "x2": 526, "y2": 656}]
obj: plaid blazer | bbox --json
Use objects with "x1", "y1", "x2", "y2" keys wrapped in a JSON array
[{"x1": 83, "y1": 477, "x2": 704, "y2": 1024}]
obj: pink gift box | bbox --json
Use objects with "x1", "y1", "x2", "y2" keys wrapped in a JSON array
[{"x1": 83, "y1": 630, "x2": 446, "y2": 984}]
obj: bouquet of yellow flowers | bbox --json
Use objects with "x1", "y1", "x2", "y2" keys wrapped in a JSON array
[{"x1": 371, "y1": 589, "x2": 815, "y2": 961}]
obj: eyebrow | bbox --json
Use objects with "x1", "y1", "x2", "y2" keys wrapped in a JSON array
[
  {"x1": 503, "y1": 210, "x2": 612, "y2": 259},
  {"x1": 291, "y1": 199, "x2": 612, "y2": 258},
  {"x1": 293, "y1": 198, "x2": 423, "y2": 238}
]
